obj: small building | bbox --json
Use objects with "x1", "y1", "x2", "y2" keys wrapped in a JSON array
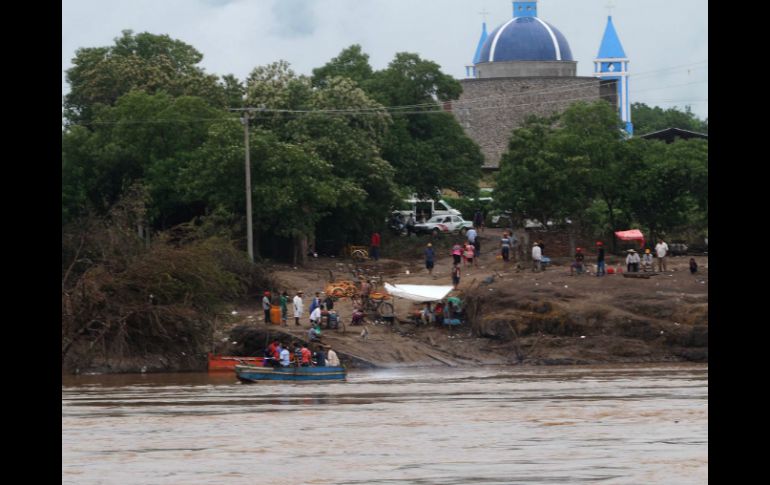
[{"x1": 638, "y1": 128, "x2": 708, "y2": 144}]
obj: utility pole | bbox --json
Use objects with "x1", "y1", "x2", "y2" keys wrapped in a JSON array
[{"x1": 241, "y1": 110, "x2": 254, "y2": 263}]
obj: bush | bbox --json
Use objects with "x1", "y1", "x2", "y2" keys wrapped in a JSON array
[{"x1": 62, "y1": 206, "x2": 270, "y2": 372}]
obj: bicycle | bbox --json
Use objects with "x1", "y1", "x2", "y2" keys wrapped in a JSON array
[
  {"x1": 347, "y1": 245, "x2": 369, "y2": 262},
  {"x1": 351, "y1": 292, "x2": 394, "y2": 321}
]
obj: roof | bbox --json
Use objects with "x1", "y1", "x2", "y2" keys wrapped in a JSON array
[
  {"x1": 477, "y1": 16, "x2": 573, "y2": 63},
  {"x1": 638, "y1": 127, "x2": 708, "y2": 143},
  {"x1": 596, "y1": 16, "x2": 627, "y2": 58}
]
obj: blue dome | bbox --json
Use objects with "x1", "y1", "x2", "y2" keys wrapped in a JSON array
[{"x1": 478, "y1": 16, "x2": 573, "y2": 63}]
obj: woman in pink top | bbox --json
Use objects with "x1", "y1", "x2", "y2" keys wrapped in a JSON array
[
  {"x1": 463, "y1": 242, "x2": 475, "y2": 266},
  {"x1": 451, "y1": 243, "x2": 462, "y2": 265}
]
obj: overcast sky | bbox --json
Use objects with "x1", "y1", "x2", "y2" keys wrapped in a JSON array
[{"x1": 62, "y1": 0, "x2": 708, "y2": 119}]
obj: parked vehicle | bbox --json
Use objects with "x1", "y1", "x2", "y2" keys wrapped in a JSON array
[
  {"x1": 413, "y1": 215, "x2": 472, "y2": 236},
  {"x1": 392, "y1": 198, "x2": 461, "y2": 222},
  {"x1": 669, "y1": 243, "x2": 689, "y2": 256}
]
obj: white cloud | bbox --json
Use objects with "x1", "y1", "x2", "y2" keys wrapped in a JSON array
[{"x1": 62, "y1": 0, "x2": 707, "y2": 118}]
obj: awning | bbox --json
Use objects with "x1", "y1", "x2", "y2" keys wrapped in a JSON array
[
  {"x1": 383, "y1": 283, "x2": 454, "y2": 302},
  {"x1": 614, "y1": 229, "x2": 645, "y2": 248}
]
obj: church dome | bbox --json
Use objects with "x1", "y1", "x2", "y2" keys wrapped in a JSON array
[{"x1": 478, "y1": 16, "x2": 573, "y2": 63}]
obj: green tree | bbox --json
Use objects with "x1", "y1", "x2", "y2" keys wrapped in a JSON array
[
  {"x1": 631, "y1": 102, "x2": 708, "y2": 135},
  {"x1": 311, "y1": 44, "x2": 374, "y2": 88},
  {"x1": 626, "y1": 138, "x2": 708, "y2": 241},
  {"x1": 366, "y1": 52, "x2": 482, "y2": 197},
  {"x1": 64, "y1": 30, "x2": 237, "y2": 125},
  {"x1": 494, "y1": 113, "x2": 578, "y2": 228},
  {"x1": 61, "y1": 90, "x2": 231, "y2": 225},
  {"x1": 556, "y1": 101, "x2": 638, "y2": 236}
]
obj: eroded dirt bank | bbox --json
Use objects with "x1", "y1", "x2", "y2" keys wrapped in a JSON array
[
  {"x1": 214, "y1": 228, "x2": 707, "y2": 370},
  {"x1": 73, "y1": 228, "x2": 706, "y2": 373}
]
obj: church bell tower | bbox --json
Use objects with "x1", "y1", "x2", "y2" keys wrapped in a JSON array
[{"x1": 594, "y1": 15, "x2": 633, "y2": 135}]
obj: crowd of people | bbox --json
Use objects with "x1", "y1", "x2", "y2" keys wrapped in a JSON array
[{"x1": 255, "y1": 224, "x2": 700, "y2": 369}]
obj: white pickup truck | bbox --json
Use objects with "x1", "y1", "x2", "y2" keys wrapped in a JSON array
[{"x1": 413, "y1": 215, "x2": 473, "y2": 236}]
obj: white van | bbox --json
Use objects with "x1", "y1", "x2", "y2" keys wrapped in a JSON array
[{"x1": 392, "y1": 198, "x2": 461, "y2": 222}]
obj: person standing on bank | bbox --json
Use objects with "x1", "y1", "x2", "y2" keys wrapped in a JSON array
[
  {"x1": 451, "y1": 242, "x2": 463, "y2": 266},
  {"x1": 262, "y1": 291, "x2": 272, "y2": 324},
  {"x1": 279, "y1": 291, "x2": 289, "y2": 326},
  {"x1": 500, "y1": 232, "x2": 512, "y2": 262},
  {"x1": 473, "y1": 209, "x2": 484, "y2": 232},
  {"x1": 655, "y1": 239, "x2": 669, "y2": 272},
  {"x1": 293, "y1": 290, "x2": 304, "y2": 326},
  {"x1": 370, "y1": 232, "x2": 381, "y2": 261},
  {"x1": 532, "y1": 242, "x2": 542, "y2": 272},
  {"x1": 425, "y1": 243, "x2": 435, "y2": 275},
  {"x1": 451, "y1": 263, "x2": 461, "y2": 290},
  {"x1": 596, "y1": 241, "x2": 606, "y2": 277}
]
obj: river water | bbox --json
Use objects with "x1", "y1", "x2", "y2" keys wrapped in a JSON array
[{"x1": 62, "y1": 364, "x2": 707, "y2": 484}]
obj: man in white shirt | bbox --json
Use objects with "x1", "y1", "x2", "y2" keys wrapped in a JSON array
[
  {"x1": 466, "y1": 227, "x2": 477, "y2": 244},
  {"x1": 293, "y1": 291, "x2": 304, "y2": 326},
  {"x1": 326, "y1": 346, "x2": 340, "y2": 367},
  {"x1": 279, "y1": 345, "x2": 291, "y2": 367},
  {"x1": 655, "y1": 239, "x2": 669, "y2": 272},
  {"x1": 310, "y1": 306, "x2": 322, "y2": 326},
  {"x1": 532, "y1": 242, "x2": 542, "y2": 272}
]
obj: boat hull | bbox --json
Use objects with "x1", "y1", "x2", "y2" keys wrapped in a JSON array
[{"x1": 235, "y1": 364, "x2": 346, "y2": 382}]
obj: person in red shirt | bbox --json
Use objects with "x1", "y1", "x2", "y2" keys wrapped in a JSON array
[
  {"x1": 370, "y1": 232, "x2": 381, "y2": 261},
  {"x1": 300, "y1": 344, "x2": 312, "y2": 367}
]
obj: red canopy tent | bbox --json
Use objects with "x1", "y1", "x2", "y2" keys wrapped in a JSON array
[{"x1": 614, "y1": 229, "x2": 645, "y2": 248}]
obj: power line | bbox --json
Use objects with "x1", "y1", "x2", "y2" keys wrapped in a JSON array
[{"x1": 64, "y1": 60, "x2": 709, "y2": 127}]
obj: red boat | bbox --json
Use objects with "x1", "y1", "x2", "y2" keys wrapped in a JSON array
[{"x1": 208, "y1": 353, "x2": 264, "y2": 372}]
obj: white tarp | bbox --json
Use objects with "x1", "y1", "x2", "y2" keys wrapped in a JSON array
[{"x1": 383, "y1": 283, "x2": 454, "y2": 302}]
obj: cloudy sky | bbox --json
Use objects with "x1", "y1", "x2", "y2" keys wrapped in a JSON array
[{"x1": 62, "y1": 0, "x2": 708, "y2": 119}]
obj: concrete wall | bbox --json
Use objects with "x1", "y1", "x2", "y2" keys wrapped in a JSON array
[
  {"x1": 475, "y1": 61, "x2": 577, "y2": 78},
  {"x1": 451, "y1": 76, "x2": 603, "y2": 168}
]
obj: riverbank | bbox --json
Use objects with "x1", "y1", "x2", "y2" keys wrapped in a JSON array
[
  {"x1": 214, "y1": 228, "x2": 707, "y2": 370},
  {"x1": 69, "y1": 228, "x2": 707, "y2": 373}
]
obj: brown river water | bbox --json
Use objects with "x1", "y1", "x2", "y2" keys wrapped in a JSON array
[{"x1": 62, "y1": 364, "x2": 707, "y2": 484}]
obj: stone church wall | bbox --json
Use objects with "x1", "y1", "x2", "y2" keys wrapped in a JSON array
[{"x1": 451, "y1": 76, "x2": 603, "y2": 168}]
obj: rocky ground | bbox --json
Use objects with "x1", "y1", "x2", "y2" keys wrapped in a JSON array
[{"x1": 218, "y1": 228, "x2": 708, "y2": 368}]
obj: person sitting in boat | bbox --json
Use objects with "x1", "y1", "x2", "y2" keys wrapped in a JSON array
[
  {"x1": 279, "y1": 343, "x2": 291, "y2": 367},
  {"x1": 326, "y1": 345, "x2": 340, "y2": 367},
  {"x1": 314, "y1": 347, "x2": 326, "y2": 367},
  {"x1": 293, "y1": 342, "x2": 303, "y2": 367},
  {"x1": 300, "y1": 344, "x2": 312, "y2": 367},
  {"x1": 264, "y1": 340, "x2": 279, "y2": 367}
]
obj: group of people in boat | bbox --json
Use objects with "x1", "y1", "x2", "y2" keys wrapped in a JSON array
[{"x1": 263, "y1": 340, "x2": 340, "y2": 368}]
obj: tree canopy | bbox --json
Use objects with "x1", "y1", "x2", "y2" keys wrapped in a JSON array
[
  {"x1": 64, "y1": 30, "x2": 240, "y2": 125},
  {"x1": 63, "y1": 37, "x2": 480, "y2": 263},
  {"x1": 631, "y1": 103, "x2": 708, "y2": 135},
  {"x1": 495, "y1": 101, "x2": 708, "y2": 244}
]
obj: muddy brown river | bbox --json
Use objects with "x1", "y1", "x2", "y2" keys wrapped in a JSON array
[{"x1": 62, "y1": 364, "x2": 707, "y2": 484}]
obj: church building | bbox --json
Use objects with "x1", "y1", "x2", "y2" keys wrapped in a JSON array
[{"x1": 450, "y1": 0, "x2": 632, "y2": 169}]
